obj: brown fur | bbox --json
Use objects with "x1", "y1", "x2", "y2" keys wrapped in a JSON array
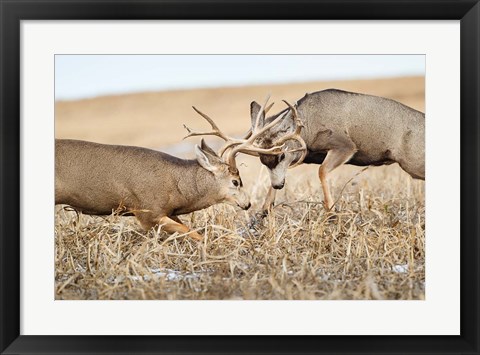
[
  {"x1": 55, "y1": 139, "x2": 250, "y2": 239},
  {"x1": 251, "y1": 89, "x2": 425, "y2": 210}
]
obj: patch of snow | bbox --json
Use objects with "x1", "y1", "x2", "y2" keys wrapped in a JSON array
[
  {"x1": 392, "y1": 264, "x2": 409, "y2": 273},
  {"x1": 150, "y1": 268, "x2": 200, "y2": 281},
  {"x1": 122, "y1": 268, "x2": 202, "y2": 283}
]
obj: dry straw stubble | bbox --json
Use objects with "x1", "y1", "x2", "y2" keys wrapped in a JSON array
[{"x1": 55, "y1": 163, "x2": 425, "y2": 300}]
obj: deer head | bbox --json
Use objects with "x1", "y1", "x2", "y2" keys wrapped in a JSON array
[
  {"x1": 248, "y1": 98, "x2": 307, "y2": 189},
  {"x1": 194, "y1": 139, "x2": 250, "y2": 210}
]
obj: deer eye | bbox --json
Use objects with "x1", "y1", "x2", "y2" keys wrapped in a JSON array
[
  {"x1": 279, "y1": 153, "x2": 286, "y2": 161},
  {"x1": 232, "y1": 180, "x2": 239, "y2": 187}
]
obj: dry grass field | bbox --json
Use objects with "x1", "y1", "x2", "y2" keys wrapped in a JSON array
[{"x1": 55, "y1": 76, "x2": 425, "y2": 300}]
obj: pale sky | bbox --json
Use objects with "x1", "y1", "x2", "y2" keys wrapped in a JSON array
[{"x1": 55, "y1": 55, "x2": 424, "y2": 101}]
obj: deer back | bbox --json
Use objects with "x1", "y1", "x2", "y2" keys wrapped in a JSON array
[{"x1": 296, "y1": 90, "x2": 424, "y2": 171}]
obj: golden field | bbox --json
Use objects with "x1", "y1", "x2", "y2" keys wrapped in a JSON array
[{"x1": 55, "y1": 76, "x2": 425, "y2": 300}]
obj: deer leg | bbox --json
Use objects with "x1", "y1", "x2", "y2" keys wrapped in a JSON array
[
  {"x1": 135, "y1": 212, "x2": 158, "y2": 231},
  {"x1": 169, "y1": 215, "x2": 182, "y2": 224},
  {"x1": 135, "y1": 213, "x2": 202, "y2": 241},
  {"x1": 318, "y1": 148, "x2": 356, "y2": 210},
  {"x1": 168, "y1": 215, "x2": 204, "y2": 239},
  {"x1": 158, "y1": 216, "x2": 203, "y2": 241},
  {"x1": 261, "y1": 186, "x2": 277, "y2": 215}
]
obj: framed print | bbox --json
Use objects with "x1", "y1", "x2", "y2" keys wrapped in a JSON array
[{"x1": 1, "y1": 0, "x2": 479, "y2": 354}]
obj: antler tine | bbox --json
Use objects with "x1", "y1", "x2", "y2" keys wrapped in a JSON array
[
  {"x1": 249, "y1": 110, "x2": 288, "y2": 143},
  {"x1": 240, "y1": 101, "x2": 273, "y2": 141},
  {"x1": 242, "y1": 128, "x2": 252, "y2": 140},
  {"x1": 230, "y1": 98, "x2": 275, "y2": 146},
  {"x1": 183, "y1": 106, "x2": 230, "y2": 141},
  {"x1": 218, "y1": 141, "x2": 240, "y2": 158},
  {"x1": 274, "y1": 100, "x2": 308, "y2": 168},
  {"x1": 225, "y1": 143, "x2": 288, "y2": 169},
  {"x1": 192, "y1": 106, "x2": 222, "y2": 132},
  {"x1": 282, "y1": 100, "x2": 303, "y2": 134},
  {"x1": 288, "y1": 139, "x2": 308, "y2": 168},
  {"x1": 234, "y1": 143, "x2": 286, "y2": 156},
  {"x1": 253, "y1": 94, "x2": 271, "y2": 132},
  {"x1": 264, "y1": 101, "x2": 275, "y2": 116}
]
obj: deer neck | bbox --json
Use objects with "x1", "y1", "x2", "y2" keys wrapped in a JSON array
[{"x1": 173, "y1": 161, "x2": 223, "y2": 214}]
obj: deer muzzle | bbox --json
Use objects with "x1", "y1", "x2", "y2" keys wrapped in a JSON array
[{"x1": 272, "y1": 181, "x2": 285, "y2": 190}]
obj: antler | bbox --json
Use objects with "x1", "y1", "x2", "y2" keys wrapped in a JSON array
[
  {"x1": 224, "y1": 100, "x2": 307, "y2": 169},
  {"x1": 240, "y1": 100, "x2": 275, "y2": 140},
  {"x1": 183, "y1": 97, "x2": 307, "y2": 170},
  {"x1": 273, "y1": 100, "x2": 308, "y2": 168},
  {"x1": 219, "y1": 97, "x2": 289, "y2": 166},
  {"x1": 185, "y1": 97, "x2": 276, "y2": 143},
  {"x1": 184, "y1": 96, "x2": 286, "y2": 169},
  {"x1": 183, "y1": 106, "x2": 242, "y2": 144}
]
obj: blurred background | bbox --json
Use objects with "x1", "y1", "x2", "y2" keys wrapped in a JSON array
[{"x1": 55, "y1": 55, "x2": 424, "y2": 157}]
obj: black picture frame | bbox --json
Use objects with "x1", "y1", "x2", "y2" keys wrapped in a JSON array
[{"x1": 1, "y1": 1, "x2": 479, "y2": 354}]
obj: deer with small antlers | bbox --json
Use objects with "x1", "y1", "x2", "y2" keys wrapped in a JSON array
[
  {"x1": 55, "y1": 133, "x2": 251, "y2": 240},
  {"x1": 248, "y1": 89, "x2": 425, "y2": 212}
]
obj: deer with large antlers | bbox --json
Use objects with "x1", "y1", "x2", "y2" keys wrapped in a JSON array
[
  {"x1": 183, "y1": 97, "x2": 306, "y2": 214},
  {"x1": 249, "y1": 89, "x2": 425, "y2": 211},
  {"x1": 184, "y1": 96, "x2": 305, "y2": 167},
  {"x1": 55, "y1": 136, "x2": 250, "y2": 240}
]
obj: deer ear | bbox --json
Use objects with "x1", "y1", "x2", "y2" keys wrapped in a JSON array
[
  {"x1": 200, "y1": 139, "x2": 218, "y2": 157},
  {"x1": 250, "y1": 101, "x2": 265, "y2": 128},
  {"x1": 195, "y1": 144, "x2": 221, "y2": 172}
]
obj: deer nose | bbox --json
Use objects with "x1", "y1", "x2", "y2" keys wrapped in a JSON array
[
  {"x1": 273, "y1": 182, "x2": 285, "y2": 190},
  {"x1": 244, "y1": 202, "x2": 251, "y2": 210}
]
